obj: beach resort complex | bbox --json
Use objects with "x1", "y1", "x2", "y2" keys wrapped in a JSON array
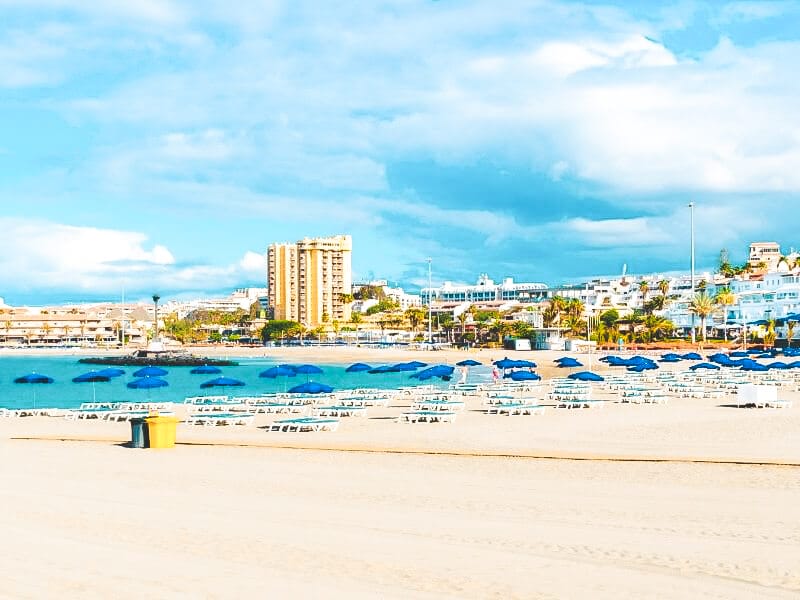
[{"x1": 4, "y1": 2, "x2": 800, "y2": 597}]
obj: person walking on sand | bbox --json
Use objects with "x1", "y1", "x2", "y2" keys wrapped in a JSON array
[
  {"x1": 459, "y1": 366, "x2": 468, "y2": 384},
  {"x1": 491, "y1": 366, "x2": 500, "y2": 383}
]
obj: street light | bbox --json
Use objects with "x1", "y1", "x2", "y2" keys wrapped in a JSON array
[
  {"x1": 152, "y1": 294, "x2": 161, "y2": 343},
  {"x1": 426, "y1": 258, "x2": 433, "y2": 345},
  {"x1": 689, "y1": 202, "x2": 696, "y2": 344}
]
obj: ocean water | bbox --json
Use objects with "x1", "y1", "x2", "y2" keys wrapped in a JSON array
[{"x1": 0, "y1": 355, "x2": 470, "y2": 410}]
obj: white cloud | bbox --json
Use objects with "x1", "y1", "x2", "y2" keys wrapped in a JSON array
[{"x1": 0, "y1": 218, "x2": 263, "y2": 294}]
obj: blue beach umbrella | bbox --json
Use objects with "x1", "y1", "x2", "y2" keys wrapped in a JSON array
[
  {"x1": 127, "y1": 377, "x2": 169, "y2": 389},
  {"x1": 72, "y1": 372, "x2": 112, "y2": 403},
  {"x1": 730, "y1": 351, "x2": 748, "y2": 358},
  {"x1": 96, "y1": 367, "x2": 125, "y2": 378},
  {"x1": 14, "y1": 373, "x2": 54, "y2": 384},
  {"x1": 259, "y1": 366, "x2": 296, "y2": 378},
  {"x1": 72, "y1": 372, "x2": 112, "y2": 383},
  {"x1": 190, "y1": 365, "x2": 222, "y2": 375},
  {"x1": 293, "y1": 364, "x2": 323, "y2": 375},
  {"x1": 133, "y1": 366, "x2": 168, "y2": 378},
  {"x1": 681, "y1": 352, "x2": 703, "y2": 361},
  {"x1": 200, "y1": 376, "x2": 245, "y2": 389},
  {"x1": 345, "y1": 363, "x2": 372, "y2": 373},
  {"x1": 259, "y1": 365, "x2": 296, "y2": 392},
  {"x1": 456, "y1": 359, "x2": 482, "y2": 367},
  {"x1": 741, "y1": 363, "x2": 769, "y2": 372},
  {"x1": 494, "y1": 358, "x2": 517, "y2": 369},
  {"x1": 514, "y1": 360, "x2": 537, "y2": 368},
  {"x1": 509, "y1": 370, "x2": 541, "y2": 381},
  {"x1": 689, "y1": 362, "x2": 720, "y2": 370},
  {"x1": 556, "y1": 358, "x2": 583, "y2": 368},
  {"x1": 568, "y1": 371, "x2": 604, "y2": 382},
  {"x1": 391, "y1": 362, "x2": 421, "y2": 372},
  {"x1": 368, "y1": 365, "x2": 400, "y2": 374},
  {"x1": 766, "y1": 361, "x2": 789, "y2": 370},
  {"x1": 411, "y1": 364, "x2": 455, "y2": 381},
  {"x1": 287, "y1": 381, "x2": 333, "y2": 394},
  {"x1": 404, "y1": 361, "x2": 428, "y2": 368},
  {"x1": 14, "y1": 373, "x2": 54, "y2": 408}
]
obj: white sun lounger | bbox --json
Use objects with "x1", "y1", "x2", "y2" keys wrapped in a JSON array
[
  {"x1": 556, "y1": 399, "x2": 604, "y2": 409},
  {"x1": 411, "y1": 400, "x2": 465, "y2": 412},
  {"x1": 185, "y1": 412, "x2": 255, "y2": 426},
  {"x1": 486, "y1": 403, "x2": 545, "y2": 416},
  {"x1": 398, "y1": 410, "x2": 456, "y2": 423},
  {"x1": 312, "y1": 406, "x2": 367, "y2": 418},
  {"x1": 267, "y1": 417, "x2": 340, "y2": 432}
]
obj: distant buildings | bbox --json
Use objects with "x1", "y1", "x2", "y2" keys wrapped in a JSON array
[
  {"x1": 748, "y1": 242, "x2": 782, "y2": 270},
  {"x1": 164, "y1": 288, "x2": 268, "y2": 320},
  {"x1": 267, "y1": 235, "x2": 353, "y2": 327},
  {"x1": 421, "y1": 275, "x2": 548, "y2": 305},
  {"x1": 351, "y1": 280, "x2": 421, "y2": 313}
]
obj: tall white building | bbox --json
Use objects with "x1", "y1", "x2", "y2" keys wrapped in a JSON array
[{"x1": 267, "y1": 235, "x2": 353, "y2": 327}]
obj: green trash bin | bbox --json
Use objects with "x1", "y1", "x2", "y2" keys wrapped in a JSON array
[{"x1": 130, "y1": 418, "x2": 149, "y2": 448}]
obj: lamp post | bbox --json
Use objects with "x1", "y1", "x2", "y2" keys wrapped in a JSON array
[
  {"x1": 426, "y1": 258, "x2": 433, "y2": 345},
  {"x1": 152, "y1": 294, "x2": 161, "y2": 343},
  {"x1": 689, "y1": 202, "x2": 696, "y2": 344}
]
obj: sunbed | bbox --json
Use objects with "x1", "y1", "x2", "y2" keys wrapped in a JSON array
[{"x1": 267, "y1": 417, "x2": 340, "y2": 432}]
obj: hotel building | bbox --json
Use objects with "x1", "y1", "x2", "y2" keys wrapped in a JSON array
[
  {"x1": 421, "y1": 275, "x2": 548, "y2": 305},
  {"x1": 267, "y1": 235, "x2": 353, "y2": 327}
]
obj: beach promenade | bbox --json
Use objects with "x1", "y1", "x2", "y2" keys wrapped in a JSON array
[{"x1": 2, "y1": 347, "x2": 799, "y2": 598}]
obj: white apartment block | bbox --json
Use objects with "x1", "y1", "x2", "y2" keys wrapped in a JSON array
[
  {"x1": 748, "y1": 242, "x2": 782, "y2": 270},
  {"x1": 421, "y1": 275, "x2": 548, "y2": 305},
  {"x1": 267, "y1": 235, "x2": 352, "y2": 327}
]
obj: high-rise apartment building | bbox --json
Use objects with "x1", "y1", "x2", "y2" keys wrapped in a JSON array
[{"x1": 267, "y1": 235, "x2": 352, "y2": 327}]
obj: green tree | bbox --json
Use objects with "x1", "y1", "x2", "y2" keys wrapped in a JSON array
[
  {"x1": 405, "y1": 307, "x2": 427, "y2": 335},
  {"x1": 689, "y1": 293, "x2": 716, "y2": 342},
  {"x1": 260, "y1": 320, "x2": 303, "y2": 342},
  {"x1": 787, "y1": 320, "x2": 797, "y2": 348},
  {"x1": 353, "y1": 285, "x2": 385, "y2": 301},
  {"x1": 599, "y1": 309, "x2": 620, "y2": 329},
  {"x1": 365, "y1": 298, "x2": 399, "y2": 315},
  {"x1": 764, "y1": 319, "x2": 777, "y2": 348},
  {"x1": 714, "y1": 287, "x2": 736, "y2": 341}
]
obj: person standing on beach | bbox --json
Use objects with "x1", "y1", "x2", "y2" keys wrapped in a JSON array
[
  {"x1": 459, "y1": 366, "x2": 468, "y2": 384},
  {"x1": 491, "y1": 366, "x2": 500, "y2": 383}
]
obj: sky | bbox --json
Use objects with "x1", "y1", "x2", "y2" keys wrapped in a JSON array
[{"x1": 2, "y1": 0, "x2": 800, "y2": 304}]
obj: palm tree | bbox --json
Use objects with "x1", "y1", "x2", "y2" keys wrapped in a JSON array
[
  {"x1": 658, "y1": 279, "x2": 670, "y2": 298},
  {"x1": 457, "y1": 312, "x2": 468, "y2": 341},
  {"x1": 638, "y1": 280, "x2": 650, "y2": 299},
  {"x1": 643, "y1": 315, "x2": 674, "y2": 342},
  {"x1": 549, "y1": 296, "x2": 568, "y2": 324},
  {"x1": 714, "y1": 287, "x2": 736, "y2": 341},
  {"x1": 404, "y1": 307, "x2": 426, "y2": 337},
  {"x1": 438, "y1": 314, "x2": 455, "y2": 343},
  {"x1": 787, "y1": 320, "x2": 797, "y2": 348},
  {"x1": 689, "y1": 293, "x2": 716, "y2": 343},
  {"x1": 764, "y1": 319, "x2": 777, "y2": 348},
  {"x1": 541, "y1": 305, "x2": 558, "y2": 328}
]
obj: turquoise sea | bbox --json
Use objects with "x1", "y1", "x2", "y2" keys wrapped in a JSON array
[{"x1": 0, "y1": 355, "x2": 464, "y2": 409}]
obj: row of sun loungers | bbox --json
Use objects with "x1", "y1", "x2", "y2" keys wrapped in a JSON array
[{"x1": 267, "y1": 417, "x2": 340, "y2": 432}]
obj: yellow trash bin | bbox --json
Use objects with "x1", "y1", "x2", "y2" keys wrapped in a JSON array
[{"x1": 145, "y1": 415, "x2": 180, "y2": 449}]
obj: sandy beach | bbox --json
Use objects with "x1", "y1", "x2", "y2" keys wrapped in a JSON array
[{"x1": 2, "y1": 346, "x2": 800, "y2": 598}]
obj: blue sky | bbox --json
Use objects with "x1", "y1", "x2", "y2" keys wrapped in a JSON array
[{"x1": 2, "y1": 1, "x2": 800, "y2": 304}]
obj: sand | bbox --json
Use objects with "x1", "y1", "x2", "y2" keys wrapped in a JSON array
[
  {"x1": 2, "y1": 346, "x2": 800, "y2": 598},
  {"x1": 2, "y1": 440, "x2": 799, "y2": 599}
]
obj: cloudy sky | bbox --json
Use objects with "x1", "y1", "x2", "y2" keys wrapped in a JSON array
[{"x1": 2, "y1": 0, "x2": 799, "y2": 304}]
